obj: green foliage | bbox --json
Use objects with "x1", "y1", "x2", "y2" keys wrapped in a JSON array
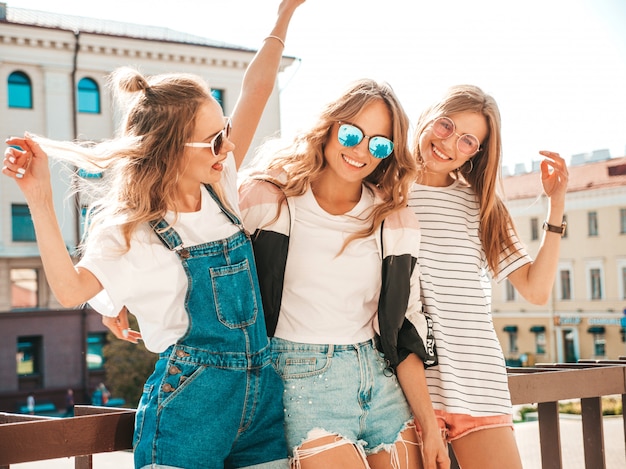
[
  {"x1": 103, "y1": 313, "x2": 157, "y2": 408},
  {"x1": 518, "y1": 396, "x2": 623, "y2": 421},
  {"x1": 517, "y1": 405, "x2": 538, "y2": 422}
]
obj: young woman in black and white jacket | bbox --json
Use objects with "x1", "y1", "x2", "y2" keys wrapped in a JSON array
[{"x1": 239, "y1": 79, "x2": 449, "y2": 469}]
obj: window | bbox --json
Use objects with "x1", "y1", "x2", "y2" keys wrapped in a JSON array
[
  {"x1": 530, "y1": 326, "x2": 547, "y2": 355},
  {"x1": 11, "y1": 268, "x2": 38, "y2": 309},
  {"x1": 77, "y1": 77, "x2": 100, "y2": 113},
  {"x1": 12, "y1": 204, "x2": 36, "y2": 242},
  {"x1": 503, "y1": 325, "x2": 518, "y2": 353},
  {"x1": 87, "y1": 333, "x2": 107, "y2": 370},
  {"x1": 588, "y1": 327, "x2": 606, "y2": 358},
  {"x1": 585, "y1": 260, "x2": 604, "y2": 300},
  {"x1": 211, "y1": 88, "x2": 224, "y2": 109},
  {"x1": 620, "y1": 208, "x2": 626, "y2": 234},
  {"x1": 17, "y1": 336, "x2": 43, "y2": 390},
  {"x1": 559, "y1": 269, "x2": 572, "y2": 300},
  {"x1": 77, "y1": 168, "x2": 103, "y2": 179},
  {"x1": 618, "y1": 261, "x2": 626, "y2": 300},
  {"x1": 557, "y1": 261, "x2": 574, "y2": 301},
  {"x1": 530, "y1": 218, "x2": 539, "y2": 241},
  {"x1": 8, "y1": 71, "x2": 33, "y2": 108},
  {"x1": 505, "y1": 280, "x2": 516, "y2": 301},
  {"x1": 588, "y1": 211, "x2": 598, "y2": 236},
  {"x1": 590, "y1": 268, "x2": 603, "y2": 300},
  {"x1": 17, "y1": 336, "x2": 41, "y2": 376}
]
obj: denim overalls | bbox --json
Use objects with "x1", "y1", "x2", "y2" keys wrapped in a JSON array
[{"x1": 134, "y1": 186, "x2": 287, "y2": 469}]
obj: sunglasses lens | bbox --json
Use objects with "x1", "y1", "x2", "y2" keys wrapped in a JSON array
[
  {"x1": 225, "y1": 119, "x2": 232, "y2": 138},
  {"x1": 432, "y1": 117, "x2": 454, "y2": 138},
  {"x1": 212, "y1": 133, "x2": 223, "y2": 156},
  {"x1": 458, "y1": 135, "x2": 480, "y2": 155},
  {"x1": 338, "y1": 124, "x2": 363, "y2": 148},
  {"x1": 212, "y1": 119, "x2": 232, "y2": 157},
  {"x1": 368, "y1": 136, "x2": 394, "y2": 159}
]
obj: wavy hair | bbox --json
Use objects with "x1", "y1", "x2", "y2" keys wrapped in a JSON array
[
  {"x1": 35, "y1": 67, "x2": 216, "y2": 253},
  {"x1": 247, "y1": 78, "x2": 416, "y2": 245},
  {"x1": 412, "y1": 84, "x2": 518, "y2": 272}
]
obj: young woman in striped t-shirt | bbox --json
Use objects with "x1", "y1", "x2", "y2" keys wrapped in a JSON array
[{"x1": 409, "y1": 84, "x2": 568, "y2": 469}]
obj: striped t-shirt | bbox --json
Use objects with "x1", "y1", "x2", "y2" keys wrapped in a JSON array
[{"x1": 408, "y1": 179, "x2": 530, "y2": 416}]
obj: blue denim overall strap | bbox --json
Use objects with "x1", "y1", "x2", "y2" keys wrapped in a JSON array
[
  {"x1": 148, "y1": 184, "x2": 268, "y2": 356},
  {"x1": 133, "y1": 185, "x2": 287, "y2": 468}
]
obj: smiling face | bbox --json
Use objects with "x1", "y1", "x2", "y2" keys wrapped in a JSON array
[
  {"x1": 180, "y1": 98, "x2": 234, "y2": 186},
  {"x1": 322, "y1": 99, "x2": 392, "y2": 187},
  {"x1": 418, "y1": 111, "x2": 488, "y2": 186}
]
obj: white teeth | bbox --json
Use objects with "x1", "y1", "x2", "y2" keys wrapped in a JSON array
[
  {"x1": 432, "y1": 145, "x2": 451, "y2": 160},
  {"x1": 342, "y1": 155, "x2": 365, "y2": 168}
]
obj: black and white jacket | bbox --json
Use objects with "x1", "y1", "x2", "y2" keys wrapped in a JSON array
[{"x1": 239, "y1": 171, "x2": 437, "y2": 370}]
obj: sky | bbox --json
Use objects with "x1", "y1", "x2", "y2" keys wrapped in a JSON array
[{"x1": 9, "y1": 0, "x2": 626, "y2": 173}]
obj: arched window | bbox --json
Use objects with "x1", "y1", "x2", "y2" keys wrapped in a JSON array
[
  {"x1": 8, "y1": 71, "x2": 33, "y2": 109},
  {"x1": 77, "y1": 77, "x2": 100, "y2": 113}
]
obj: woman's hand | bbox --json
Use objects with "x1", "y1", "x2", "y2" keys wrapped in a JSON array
[
  {"x1": 3, "y1": 133, "x2": 52, "y2": 203},
  {"x1": 102, "y1": 307, "x2": 142, "y2": 344},
  {"x1": 538, "y1": 150, "x2": 568, "y2": 202}
]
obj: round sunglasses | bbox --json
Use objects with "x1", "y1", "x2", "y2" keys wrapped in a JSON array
[
  {"x1": 184, "y1": 117, "x2": 232, "y2": 158},
  {"x1": 337, "y1": 122, "x2": 394, "y2": 159},
  {"x1": 431, "y1": 116, "x2": 481, "y2": 156}
]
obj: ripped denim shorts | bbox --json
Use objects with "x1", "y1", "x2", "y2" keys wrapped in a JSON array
[{"x1": 271, "y1": 336, "x2": 413, "y2": 456}]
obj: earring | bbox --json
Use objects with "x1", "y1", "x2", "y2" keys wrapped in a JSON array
[{"x1": 463, "y1": 159, "x2": 474, "y2": 174}]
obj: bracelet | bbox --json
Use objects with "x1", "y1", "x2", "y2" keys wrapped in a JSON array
[{"x1": 265, "y1": 35, "x2": 285, "y2": 48}]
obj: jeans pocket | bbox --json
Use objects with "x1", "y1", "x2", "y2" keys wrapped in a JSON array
[
  {"x1": 274, "y1": 351, "x2": 331, "y2": 380},
  {"x1": 211, "y1": 258, "x2": 258, "y2": 329},
  {"x1": 159, "y1": 361, "x2": 206, "y2": 408}
]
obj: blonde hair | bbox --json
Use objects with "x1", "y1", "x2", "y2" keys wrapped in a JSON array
[
  {"x1": 248, "y1": 78, "x2": 416, "y2": 245},
  {"x1": 412, "y1": 84, "x2": 517, "y2": 272},
  {"x1": 36, "y1": 67, "x2": 221, "y2": 252}
]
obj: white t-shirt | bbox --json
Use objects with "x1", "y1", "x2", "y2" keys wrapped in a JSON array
[
  {"x1": 79, "y1": 153, "x2": 240, "y2": 353},
  {"x1": 275, "y1": 187, "x2": 381, "y2": 345}
]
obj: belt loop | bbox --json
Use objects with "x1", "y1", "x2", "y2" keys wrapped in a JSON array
[{"x1": 327, "y1": 344, "x2": 334, "y2": 358}]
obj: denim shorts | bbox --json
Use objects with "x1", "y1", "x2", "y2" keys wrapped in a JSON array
[{"x1": 271, "y1": 336, "x2": 413, "y2": 455}]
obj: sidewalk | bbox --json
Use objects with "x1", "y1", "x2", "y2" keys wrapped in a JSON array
[
  {"x1": 12, "y1": 416, "x2": 626, "y2": 468},
  {"x1": 515, "y1": 415, "x2": 625, "y2": 468}
]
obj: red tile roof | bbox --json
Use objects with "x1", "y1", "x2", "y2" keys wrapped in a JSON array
[{"x1": 502, "y1": 156, "x2": 626, "y2": 200}]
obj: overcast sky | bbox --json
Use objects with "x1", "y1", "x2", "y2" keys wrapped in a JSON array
[{"x1": 10, "y1": 0, "x2": 626, "y2": 173}]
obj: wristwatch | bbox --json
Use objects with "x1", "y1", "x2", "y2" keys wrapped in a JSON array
[{"x1": 542, "y1": 220, "x2": 567, "y2": 236}]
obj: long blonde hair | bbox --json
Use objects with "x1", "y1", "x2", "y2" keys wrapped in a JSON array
[
  {"x1": 248, "y1": 78, "x2": 416, "y2": 243},
  {"x1": 37, "y1": 67, "x2": 218, "y2": 252},
  {"x1": 412, "y1": 84, "x2": 517, "y2": 272}
]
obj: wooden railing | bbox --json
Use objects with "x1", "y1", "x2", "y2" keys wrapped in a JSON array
[
  {"x1": 0, "y1": 405, "x2": 134, "y2": 469},
  {"x1": 1, "y1": 361, "x2": 625, "y2": 469}
]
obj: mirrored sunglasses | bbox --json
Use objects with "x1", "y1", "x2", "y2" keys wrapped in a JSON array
[
  {"x1": 184, "y1": 117, "x2": 232, "y2": 158},
  {"x1": 337, "y1": 122, "x2": 394, "y2": 159},
  {"x1": 431, "y1": 116, "x2": 481, "y2": 156}
]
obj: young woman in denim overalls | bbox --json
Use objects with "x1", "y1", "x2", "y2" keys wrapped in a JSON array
[{"x1": 2, "y1": 2, "x2": 305, "y2": 467}]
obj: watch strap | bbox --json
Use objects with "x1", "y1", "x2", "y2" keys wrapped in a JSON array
[{"x1": 543, "y1": 220, "x2": 566, "y2": 235}]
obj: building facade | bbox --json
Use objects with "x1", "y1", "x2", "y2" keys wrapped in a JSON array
[
  {"x1": 492, "y1": 155, "x2": 626, "y2": 366},
  {"x1": 0, "y1": 4, "x2": 294, "y2": 412}
]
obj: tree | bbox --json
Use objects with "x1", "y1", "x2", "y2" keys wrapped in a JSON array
[{"x1": 103, "y1": 313, "x2": 156, "y2": 407}]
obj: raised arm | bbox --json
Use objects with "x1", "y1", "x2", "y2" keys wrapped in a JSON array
[
  {"x1": 3, "y1": 136, "x2": 103, "y2": 306},
  {"x1": 230, "y1": 0, "x2": 305, "y2": 169},
  {"x1": 508, "y1": 150, "x2": 568, "y2": 304}
]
